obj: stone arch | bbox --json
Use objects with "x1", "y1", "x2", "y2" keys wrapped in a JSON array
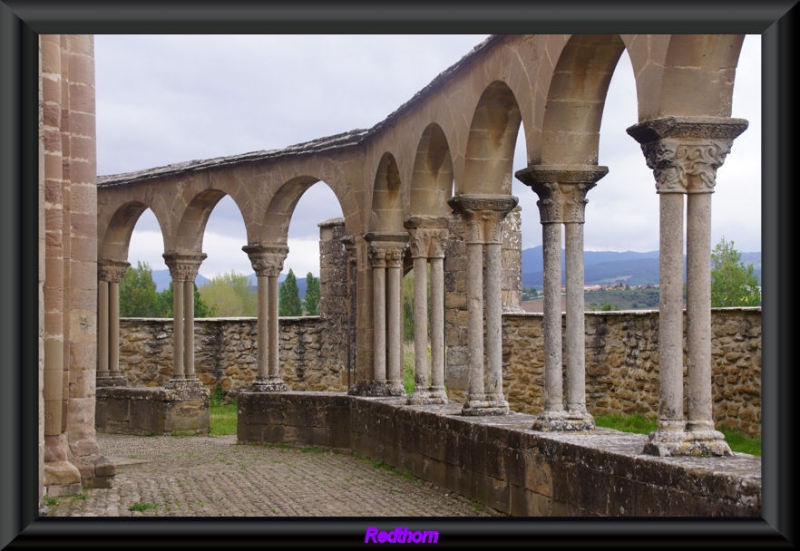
[
  {"x1": 261, "y1": 176, "x2": 345, "y2": 245},
  {"x1": 461, "y1": 80, "x2": 522, "y2": 195},
  {"x1": 173, "y1": 188, "x2": 246, "y2": 254},
  {"x1": 100, "y1": 200, "x2": 167, "y2": 262},
  {"x1": 540, "y1": 34, "x2": 627, "y2": 165},
  {"x1": 370, "y1": 152, "x2": 404, "y2": 233},
  {"x1": 408, "y1": 123, "x2": 454, "y2": 219}
]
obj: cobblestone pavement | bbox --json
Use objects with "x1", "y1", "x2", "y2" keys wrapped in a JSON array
[{"x1": 43, "y1": 433, "x2": 506, "y2": 518}]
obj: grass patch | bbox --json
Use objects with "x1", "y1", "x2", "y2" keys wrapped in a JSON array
[
  {"x1": 128, "y1": 501, "x2": 157, "y2": 513},
  {"x1": 43, "y1": 496, "x2": 60, "y2": 507},
  {"x1": 593, "y1": 414, "x2": 761, "y2": 456},
  {"x1": 210, "y1": 400, "x2": 238, "y2": 436}
]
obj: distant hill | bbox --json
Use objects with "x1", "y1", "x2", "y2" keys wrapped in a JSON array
[
  {"x1": 152, "y1": 269, "x2": 308, "y2": 298},
  {"x1": 521, "y1": 246, "x2": 760, "y2": 288}
]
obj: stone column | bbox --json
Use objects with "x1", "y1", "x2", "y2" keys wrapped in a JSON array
[
  {"x1": 364, "y1": 232, "x2": 409, "y2": 396},
  {"x1": 628, "y1": 116, "x2": 747, "y2": 456},
  {"x1": 96, "y1": 260, "x2": 130, "y2": 387},
  {"x1": 448, "y1": 194, "x2": 518, "y2": 416},
  {"x1": 516, "y1": 166, "x2": 606, "y2": 431},
  {"x1": 244, "y1": 245, "x2": 289, "y2": 392},
  {"x1": 405, "y1": 216, "x2": 450, "y2": 405},
  {"x1": 163, "y1": 252, "x2": 206, "y2": 388}
]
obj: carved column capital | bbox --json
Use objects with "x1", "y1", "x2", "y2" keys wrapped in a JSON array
[
  {"x1": 242, "y1": 244, "x2": 289, "y2": 278},
  {"x1": 162, "y1": 252, "x2": 207, "y2": 282},
  {"x1": 404, "y1": 216, "x2": 450, "y2": 259},
  {"x1": 365, "y1": 232, "x2": 409, "y2": 269},
  {"x1": 515, "y1": 165, "x2": 608, "y2": 224},
  {"x1": 448, "y1": 194, "x2": 519, "y2": 244},
  {"x1": 98, "y1": 260, "x2": 131, "y2": 283},
  {"x1": 627, "y1": 117, "x2": 748, "y2": 194}
]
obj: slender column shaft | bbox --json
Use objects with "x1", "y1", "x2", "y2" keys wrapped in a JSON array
[
  {"x1": 413, "y1": 256, "x2": 429, "y2": 389},
  {"x1": 466, "y1": 240, "x2": 485, "y2": 399},
  {"x1": 256, "y1": 274, "x2": 268, "y2": 380},
  {"x1": 686, "y1": 192, "x2": 714, "y2": 432},
  {"x1": 172, "y1": 280, "x2": 185, "y2": 379},
  {"x1": 183, "y1": 279, "x2": 195, "y2": 378},
  {"x1": 97, "y1": 280, "x2": 109, "y2": 378},
  {"x1": 485, "y1": 241, "x2": 503, "y2": 399},
  {"x1": 564, "y1": 222, "x2": 586, "y2": 410},
  {"x1": 430, "y1": 257, "x2": 445, "y2": 391},
  {"x1": 372, "y1": 265, "x2": 387, "y2": 383},
  {"x1": 542, "y1": 221, "x2": 563, "y2": 412},
  {"x1": 268, "y1": 274, "x2": 280, "y2": 379},
  {"x1": 658, "y1": 192, "x2": 685, "y2": 431},
  {"x1": 387, "y1": 263, "x2": 403, "y2": 388},
  {"x1": 109, "y1": 280, "x2": 121, "y2": 378}
]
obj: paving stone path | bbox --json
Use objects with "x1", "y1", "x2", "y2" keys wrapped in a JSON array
[{"x1": 43, "y1": 433, "x2": 506, "y2": 518}]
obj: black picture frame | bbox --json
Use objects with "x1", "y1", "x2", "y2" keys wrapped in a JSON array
[{"x1": 1, "y1": 1, "x2": 795, "y2": 548}]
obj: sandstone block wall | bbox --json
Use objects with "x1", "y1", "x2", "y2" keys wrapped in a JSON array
[
  {"x1": 117, "y1": 316, "x2": 349, "y2": 396},
  {"x1": 502, "y1": 307, "x2": 762, "y2": 437}
]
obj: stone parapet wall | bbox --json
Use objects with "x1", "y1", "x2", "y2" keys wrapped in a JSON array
[
  {"x1": 502, "y1": 307, "x2": 762, "y2": 437},
  {"x1": 238, "y1": 393, "x2": 761, "y2": 517},
  {"x1": 118, "y1": 307, "x2": 760, "y2": 437},
  {"x1": 117, "y1": 316, "x2": 348, "y2": 396}
]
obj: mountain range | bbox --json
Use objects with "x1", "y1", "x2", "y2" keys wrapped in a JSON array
[{"x1": 149, "y1": 247, "x2": 761, "y2": 294}]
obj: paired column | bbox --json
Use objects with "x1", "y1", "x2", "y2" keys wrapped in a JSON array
[
  {"x1": 96, "y1": 260, "x2": 130, "y2": 387},
  {"x1": 515, "y1": 166, "x2": 607, "y2": 431},
  {"x1": 163, "y1": 252, "x2": 207, "y2": 387},
  {"x1": 404, "y1": 216, "x2": 450, "y2": 405},
  {"x1": 243, "y1": 245, "x2": 289, "y2": 392},
  {"x1": 628, "y1": 116, "x2": 747, "y2": 456},
  {"x1": 448, "y1": 194, "x2": 518, "y2": 416},
  {"x1": 365, "y1": 232, "x2": 408, "y2": 396}
]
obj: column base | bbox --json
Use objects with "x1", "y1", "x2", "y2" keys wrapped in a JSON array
[
  {"x1": 165, "y1": 377, "x2": 205, "y2": 392},
  {"x1": 532, "y1": 409, "x2": 596, "y2": 432},
  {"x1": 347, "y1": 381, "x2": 402, "y2": 397},
  {"x1": 250, "y1": 378, "x2": 288, "y2": 392},
  {"x1": 96, "y1": 376, "x2": 127, "y2": 388},
  {"x1": 642, "y1": 429, "x2": 733, "y2": 457},
  {"x1": 461, "y1": 395, "x2": 509, "y2": 416}
]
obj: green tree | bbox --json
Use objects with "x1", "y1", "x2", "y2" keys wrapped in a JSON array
[
  {"x1": 304, "y1": 272, "x2": 320, "y2": 315},
  {"x1": 159, "y1": 281, "x2": 215, "y2": 318},
  {"x1": 199, "y1": 270, "x2": 256, "y2": 317},
  {"x1": 119, "y1": 261, "x2": 165, "y2": 317},
  {"x1": 710, "y1": 237, "x2": 761, "y2": 307},
  {"x1": 279, "y1": 268, "x2": 303, "y2": 316}
]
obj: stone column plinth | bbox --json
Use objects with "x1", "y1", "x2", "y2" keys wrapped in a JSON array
[
  {"x1": 97, "y1": 260, "x2": 130, "y2": 387},
  {"x1": 628, "y1": 116, "x2": 747, "y2": 456},
  {"x1": 405, "y1": 216, "x2": 450, "y2": 405},
  {"x1": 244, "y1": 245, "x2": 290, "y2": 392},
  {"x1": 448, "y1": 194, "x2": 518, "y2": 416},
  {"x1": 516, "y1": 166, "x2": 607, "y2": 431},
  {"x1": 362, "y1": 232, "x2": 409, "y2": 397},
  {"x1": 163, "y1": 252, "x2": 206, "y2": 390}
]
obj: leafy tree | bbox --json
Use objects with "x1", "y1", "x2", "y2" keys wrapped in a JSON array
[
  {"x1": 199, "y1": 270, "x2": 256, "y2": 317},
  {"x1": 279, "y1": 268, "x2": 303, "y2": 316},
  {"x1": 119, "y1": 261, "x2": 164, "y2": 317},
  {"x1": 159, "y1": 281, "x2": 215, "y2": 318},
  {"x1": 710, "y1": 237, "x2": 761, "y2": 307},
  {"x1": 304, "y1": 272, "x2": 320, "y2": 315}
]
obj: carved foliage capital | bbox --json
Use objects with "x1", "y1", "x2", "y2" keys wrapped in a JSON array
[
  {"x1": 98, "y1": 260, "x2": 131, "y2": 283},
  {"x1": 640, "y1": 139, "x2": 734, "y2": 194},
  {"x1": 407, "y1": 226, "x2": 449, "y2": 259},
  {"x1": 515, "y1": 166, "x2": 605, "y2": 224},
  {"x1": 163, "y1": 252, "x2": 207, "y2": 282},
  {"x1": 243, "y1": 245, "x2": 289, "y2": 277},
  {"x1": 449, "y1": 194, "x2": 518, "y2": 244}
]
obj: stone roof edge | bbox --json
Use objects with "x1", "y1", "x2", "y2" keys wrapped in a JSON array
[{"x1": 97, "y1": 35, "x2": 501, "y2": 189}]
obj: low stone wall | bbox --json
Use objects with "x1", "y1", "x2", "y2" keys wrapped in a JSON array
[
  {"x1": 117, "y1": 307, "x2": 760, "y2": 437},
  {"x1": 116, "y1": 315, "x2": 349, "y2": 397},
  {"x1": 238, "y1": 392, "x2": 761, "y2": 517},
  {"x1": 501, "y1": 307, "x2": 762, "y2": 437}
]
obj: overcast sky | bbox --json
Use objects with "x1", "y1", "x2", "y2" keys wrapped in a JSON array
[{"x1": 95, "y1": 34, "x2": 761, "y2": 280}]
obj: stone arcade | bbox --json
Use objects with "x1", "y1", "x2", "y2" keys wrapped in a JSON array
[{"x1": 38, "y1": 34, "x2": 760, "y2": 515}]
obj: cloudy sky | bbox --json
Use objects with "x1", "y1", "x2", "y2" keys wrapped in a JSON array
[{"x1": 95, "y1": 34, "x2": 761, "y2": 280}]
